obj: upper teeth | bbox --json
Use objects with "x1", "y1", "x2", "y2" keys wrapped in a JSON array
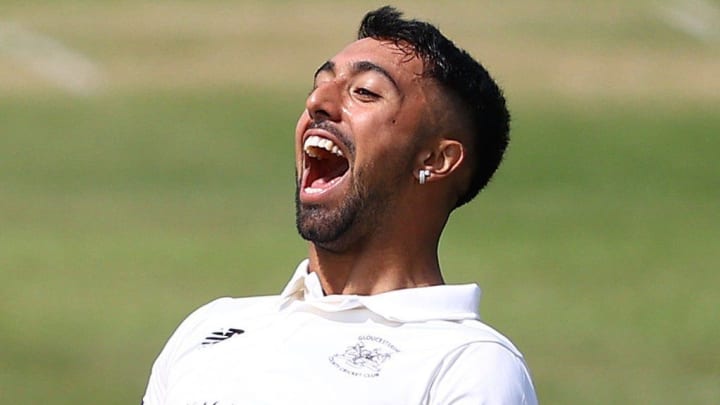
[{"x1": 303, "y1": 135, "x2": 344, "y2": 158}]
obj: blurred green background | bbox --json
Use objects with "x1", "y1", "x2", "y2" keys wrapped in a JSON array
[{"x1": 1, "y1": 0, "x2": 718, "y2": 403}]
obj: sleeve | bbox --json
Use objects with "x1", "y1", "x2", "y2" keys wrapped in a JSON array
[
  {"x1": 141, "y1": 298, "x2": 230, "y2": 405},
  {"x1": 428, "y1": 341, "x2": 538, "y2": 405}
]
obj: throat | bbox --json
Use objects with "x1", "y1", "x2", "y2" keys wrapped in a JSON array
[
  {"x1": 308, "y1": 238, "x2": 444, "y2": 295},
  {"x1": 305, "y1": 154, "x2": 349, "y2": 190}
]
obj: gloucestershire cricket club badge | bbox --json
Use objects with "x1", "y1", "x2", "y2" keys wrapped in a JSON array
[{"x1": 329, "y1": 335, "x2": 400, "y2": 377}]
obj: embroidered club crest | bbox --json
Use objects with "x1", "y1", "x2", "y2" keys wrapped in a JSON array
[{"x1": 329, "y1": 335, "x2": 399, "y2": 377}]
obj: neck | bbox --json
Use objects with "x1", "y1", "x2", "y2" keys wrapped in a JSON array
[{"x1": 306, "y1": 214, "x2": 448, "y2": 295}]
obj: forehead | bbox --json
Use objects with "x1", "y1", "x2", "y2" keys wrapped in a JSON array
[{"x1": 324, "y1": 38, "x2": 425, "y2": 82}]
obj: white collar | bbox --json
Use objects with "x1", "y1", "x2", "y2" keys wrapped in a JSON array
[{"x1": 279, "y1": 259, "x2": 481, "y2": 323}]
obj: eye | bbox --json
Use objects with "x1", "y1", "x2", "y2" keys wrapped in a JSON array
[{"x1": 353, "y1": 87, "x2": 380, "y2": 100}]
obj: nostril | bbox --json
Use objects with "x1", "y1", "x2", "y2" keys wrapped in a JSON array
[
  {"x1": 310, "y1": 109, "x2": 331, "y2": 121},
  {"x1": 306, "y1": 84, "x2": 341, "y2": 122}
]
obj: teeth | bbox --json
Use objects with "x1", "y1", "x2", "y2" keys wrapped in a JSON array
[
  {"x1": 304, "y1": 187, "x2": 323, "y2": 194},
  {"x1": 303, "y1": 135, "x2": 344, "y2": 158}
]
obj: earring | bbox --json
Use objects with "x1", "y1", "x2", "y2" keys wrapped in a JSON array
[{"x1": 418, "y1": 169, "x2": 430, "y2": 185}]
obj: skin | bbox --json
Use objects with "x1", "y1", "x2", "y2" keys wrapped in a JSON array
[{"x1": 294, "y1": 37, "x2": 470, "y2": 295}]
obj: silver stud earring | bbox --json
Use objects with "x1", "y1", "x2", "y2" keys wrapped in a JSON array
[{"x1": 419, "y1": 169, "x2": 430, "y2": 185}]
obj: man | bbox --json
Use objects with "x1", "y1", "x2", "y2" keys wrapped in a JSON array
[{"x1": 143, "y1": 6, "x2": 537, "y2": 404}]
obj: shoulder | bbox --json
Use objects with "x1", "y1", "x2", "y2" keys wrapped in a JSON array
[
  {"x1": 162, "y1": 295, "x2": 278, "y2": 351},
  {"x1": 455, "y1": 318, "x2": 525, "y2": 358},
  {"x1": 142, "y1": 295, "x2": 279, "y2": 404},
  {"x1": 189, "y1": 295, "x2": 278, "y2": 320},
  {"x1": 417, "y1": 318, "x2": 524, "y2": 358},
  {"x1": 427, "y1": 320, "x2": 538, "y2": 405}
]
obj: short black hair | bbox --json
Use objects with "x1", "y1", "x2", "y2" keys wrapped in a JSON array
[{"x1": 358, "y1": 6, "x2": 510, "y2": 208}]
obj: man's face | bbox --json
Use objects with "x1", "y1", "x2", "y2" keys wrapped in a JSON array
[{"x1": 294, "y1": 38, "x2": 435, "y2": 250}]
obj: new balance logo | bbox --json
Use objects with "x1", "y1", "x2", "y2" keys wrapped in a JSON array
[{"x1": 201, "y1": 328, "x2": 245, "y2": 345}]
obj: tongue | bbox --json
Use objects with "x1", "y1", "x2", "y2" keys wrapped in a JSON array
[
  {"x1": 310, "y1": 163, "x2": 347, "y2": 188},
  {"x1": 310, "y1": 177, "x2": 333, "y2": 188}
]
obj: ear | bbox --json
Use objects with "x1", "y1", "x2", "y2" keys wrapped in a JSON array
[{"x1": 415, "y1": 139, "x2": 465, "y2": 183}]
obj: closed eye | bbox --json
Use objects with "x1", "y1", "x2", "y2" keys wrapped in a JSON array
[{"x1": 354, "y1": 87, "x2": 380, "y2": 99}]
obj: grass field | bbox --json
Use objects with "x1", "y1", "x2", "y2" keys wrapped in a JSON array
[{"x1": 1, "y1": 1, "x2": 719, "y2": 403}]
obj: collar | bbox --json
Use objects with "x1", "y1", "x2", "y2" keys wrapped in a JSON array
[{"x1": 279, "y1": 259, "x2": 481, "y2": 323}]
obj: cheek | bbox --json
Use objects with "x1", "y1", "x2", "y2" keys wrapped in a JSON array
[
  {"x1": 349, "y1": 111, "x2": 400, "y2": 143},
  {"x1": 295, "y1": 110, "x2": 310, "y2": 135},
  {"x1": 294, "y1": 111, "x2": 312, "y2": 176},
  {"x1": 295, "y1": 110, "x2": 310, "y2": 150},
  {"x1": 358, "y1": 132, "x2": 415, "y2": 176},
  {"x1": 350, "y1": 108, "x2": 416, "y2": 167}
]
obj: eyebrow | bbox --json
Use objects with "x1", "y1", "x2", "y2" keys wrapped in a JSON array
[
  {"x1": 314, "y1": 60, "x2": 334, "y2": 80},
  {"x1": 313, "y1": 60, "x2": 400, "y2": 93}
]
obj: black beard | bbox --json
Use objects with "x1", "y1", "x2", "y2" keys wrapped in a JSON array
[
  {"x1": 294, "y1": 134, "x2": 414, "y2": 250},
  {"x1": 295, "y1": 177, "x2": 365, "y2": 248},
  {"x1": 295, "y1": 169, "x2": 389, "y2": 251}
]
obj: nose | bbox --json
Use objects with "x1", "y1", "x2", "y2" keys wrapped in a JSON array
[{"x1": 306, "y1": 81, "x2": 342, "y2": 122}]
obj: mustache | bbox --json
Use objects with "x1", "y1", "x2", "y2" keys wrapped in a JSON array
[{"x1": 308, "y1": 120, "x2": 354, "y2": 156}]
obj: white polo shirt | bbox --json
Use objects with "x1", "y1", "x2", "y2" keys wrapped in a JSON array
[{"x1": 143, "y1": 260, "x2": 537, "y2": 405}]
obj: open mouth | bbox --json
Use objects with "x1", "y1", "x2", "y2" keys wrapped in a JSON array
[{"x1": 302, "y1": 135, "x2": 350, "y2": 195}]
